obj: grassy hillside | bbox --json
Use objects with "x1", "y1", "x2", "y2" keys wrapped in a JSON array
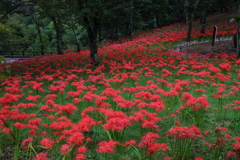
[{"x1": 0, "y1": 10, "x2": 239, "y2": 160}]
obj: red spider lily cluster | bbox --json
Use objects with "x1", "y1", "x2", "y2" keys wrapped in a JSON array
[{"x1": 0, "y1": 10, "x2": 239, "y2": 160}]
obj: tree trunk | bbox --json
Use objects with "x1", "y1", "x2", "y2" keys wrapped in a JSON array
[
  {"x1": 186, "y1": 19, "x2": 193, "y2": 42},
  {"x1": 237, "y1": 2, "x2": 240, "y2": 58},
  {"x1": 220, "y1": 0, "x2": 228, "y2": 13},
  {"x1": 156, "y1": 14, "x2": 160, "y2": 28},
  {"x1": 124, "y1": 22, "x2": 129, "y2": 37},
  {"x1": 98, "y1": 27, "x2": 101, "y2": 43},
  {"x1": 84, "y1": 16, "x2": 100, "y2": 66},
  {"x1": 185, "y1": 0, "x2": 199, "y2": 42},
  {"x1": 33, "y1": 15, "x2": 44, "y2": 55},
  {"x1": 71, "y1": 15, "x2": 80, "y2": 52},
  {"x1": 53, "y1": 18, "x2": 63, "y2": 55},
  {"x1": 200, "y1": 0, "x2": 207, "y2": 34},
  {"x1": 129, "y1": 0, "x2": 134, "y2": 39}
]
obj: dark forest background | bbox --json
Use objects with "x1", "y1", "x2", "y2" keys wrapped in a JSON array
[{"x1": 0, "y1": 0, "x2": 239, "y2": 55}]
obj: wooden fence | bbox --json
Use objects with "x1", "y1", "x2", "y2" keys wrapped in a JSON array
[{"x1": 0, "y1": 50, "x2": 55, "y2": 58}]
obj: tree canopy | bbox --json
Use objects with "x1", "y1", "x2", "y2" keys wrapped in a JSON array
[{"x1": 0, "y1": 0, "x2": 239, "y2": 59}]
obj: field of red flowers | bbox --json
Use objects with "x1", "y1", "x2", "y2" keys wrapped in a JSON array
[{"x1": 0, "y1": 10, "x2": 239, "y2": 160}]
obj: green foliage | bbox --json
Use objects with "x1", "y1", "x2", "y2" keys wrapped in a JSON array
[
  {"x1": 0, "y1": 23, "x2": 11, "y2": 48},
  {"x1": 0, "y1": 56, "x2": 10, "y2": 80}
]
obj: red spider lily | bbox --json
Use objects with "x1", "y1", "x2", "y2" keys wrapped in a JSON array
[
  {"x1": 166, "y1": 125, "x2": 203, "y2": 140},
  {"x1": 135, "y1": 91, "x2": 152, "y2": 100},
  {"x1": 163, "y1": 156, "x2": 172, "y2": 160},
  {"x1": 235, "y1": 137, "x2": 240, "y2": 142},
  {"x1": 101, "y1": 87, "x2": 120, "y2": 97},
  {"x1": 129, "y1": 109, "x2": 161, "y2": 131},
  {"x1": 48, "y1": 117, "x2": 72, "y2": 130},
  {"x1": 164, "y1": 86, "x2": 182, "y2": 97},
  {"x1": 13, "y1": 122, "x2": 26, "y2": 130},
  {"x1": 123, "y1": 140, "x2": 137, "y2": 148},
  {"x1": 96, "y1": 99, "x2": 111, "y2": 108},
  {"x1": 75, "y1": 154, "x2": 85, "y2": 160},
  {"x1": 35, "y1": 153, "x2": 48, "y2": 160},
  {"x1": 103, "y1": 116, "x2": 130, "y2": 131},
  {"x1": 45, "y1": 94, "x2": 58, "y2": 100},
  {"x1": 49, "y1": 80, "x2": 68, "y2": 93},
  {"x1": 138, "y1": 132, "x2": 168, "y2": 155},
  {"x1": 38, "y1": 74, "x2": 54, "y2": 81},
  {"x1": 76, "y1": 116, "x2": 97, "y2": 132},
  {"x1": 28, "y1": 118, "x2": 41, "y2": 126},
  {"x1": 67, "y1": 90, "x2": 82, "y2": 98},
  {"x1": 29, "y1": 129, "x2": 37, "y2": 137},
  {"x1": 195, "y1": 89, "x2": 206, "y2": 92},
  {"x1": 80, "y1": 107, "x2": 95, "y2": 117},
  {"x1": 0, "y1": 93, "x2": 22, "y2": 105},
  {"x1": 39, "y1": 137, "x2": 54, "y2": 149},
  {"x1": 77, "y1": 146, "x2": 88, "y2": 153},
  {"x1": 67, "y1": 132, "x2": 85, "y2": 146},
  {"x1": 208, "y1": 65, "x2": 221, "y2": 73},
  {"x1": 16, "y1": 103, "x2": 38, "y2": 109},
  {"x1": 26, "y1": 95, "x2": 41, "y2": 102},
  {"x1": 21, "y1": 137, "x2": 33, "y2": 150},
  {"x1": 161, "y1": 69, "x2": 172, "y2": 77},
  {"x1": 226, "y1": 151, "x2": 237, "y2": 158},
  {"x1": 53, "y1": 103, "x2": 78, "y2": 115},
  {"x1": 60, "y1": 144, "x2": 70, "y2": 155},
  {"x1": 212, "y1": 85, "x2": 226, "y2": 99},
  {"x1": 65, "y1": 74, "x2": 78, "y2": 81},
  {"x1": 27, "y1": 81, "x2": 45, "y2": 92},
  {"x1": 98, "y1": 108, "x2": 130, "y2": 131},
  {"x1": 96, "y1": 140, "x2": 120, "y2": 153},
  {"x1": 149, "y1": 101, "x2": 164, "y2": 112},
  {"x1": 233, "y1": 143, "x2": 240, "y2": 151},
  {"x1": 82, "y1": 92, "x2": 97, "y2": 101},
  {"x1": 179, "y1": 93, "x2": 209, "y2": 111},
  {"x1": 219, "y1": 62, "x2": 231, "y2": 71}
]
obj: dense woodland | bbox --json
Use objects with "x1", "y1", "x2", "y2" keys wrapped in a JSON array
[{"x1": 0, "y1": 0, "x2": 239, "y2": 59}]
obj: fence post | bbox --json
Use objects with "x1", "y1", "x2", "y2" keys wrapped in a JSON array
[{"x1": 212, "y1": 25, "x2": 217, "y2": 47}]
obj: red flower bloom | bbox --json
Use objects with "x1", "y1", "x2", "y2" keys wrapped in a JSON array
[
  {"x1": 77, "y1": 146, "x2": 87, "y2": 153},
  {"x1": 75, "y1": 154, "x2": 85, "y2": 160},
  {"x1": 233, "y1": 143, "x2": 240, "y2": 150},
  {"x1": 96, "y1": 140, "x2": 120, "y2": 153},
  {"x1": 60, "y1": 144, "x2": 70, "y2": 155},
  {"x1": 39, "y1": 138, "x2": 54, "y2": 149},
  {"x1": 21, "y1": 137, "x2": 33, "y2": 150},
  {"x1": 123, "y1": 140, "x2": 137, "y2": 148},
  {"x1": 166, "y1": 125, "x2": 203, "y2": 140},
  {"x1": 67, "y1": 132, "x2": 84, "y2": 146},
  {"x1": 138, "y1": 132, "x2": 168, "y2": 155},
  {"x1": 35, "y1": 153, "x2": 48, "y2": 160}
]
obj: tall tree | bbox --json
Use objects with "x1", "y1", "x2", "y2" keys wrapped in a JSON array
[
  {"x1": 184, "y1": 0, "x2": 200, "y2": 42},
  {"x1": 38, "y1": 0, "x2": 69, "y2": 55},
  {"x1": 76, "y1": 0, "x2": 130, "y2": 66},
  {"x1": 165, "y1": 0, "x2": 186, "y2": 23},
  {"x1": 237, "y1": 2, "x2": 240, "y2": 58},
  {"x1": 32, "y1": 13, "x2": 45, "y2": 55},
  {"x1": 71, "y1": 15, "x2": 81, "y2": 52},
  {"x1": 200, "y1": 0, "x2": 207, "y2": 34}
]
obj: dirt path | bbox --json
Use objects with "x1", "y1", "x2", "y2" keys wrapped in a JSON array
[{"x1": 179, "y1": 40, "x2": 236, "y2": 56}]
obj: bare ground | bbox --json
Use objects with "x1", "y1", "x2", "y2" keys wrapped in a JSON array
[{"x1": 180, "y1": 41, "x2": 236, "y2": 56}]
